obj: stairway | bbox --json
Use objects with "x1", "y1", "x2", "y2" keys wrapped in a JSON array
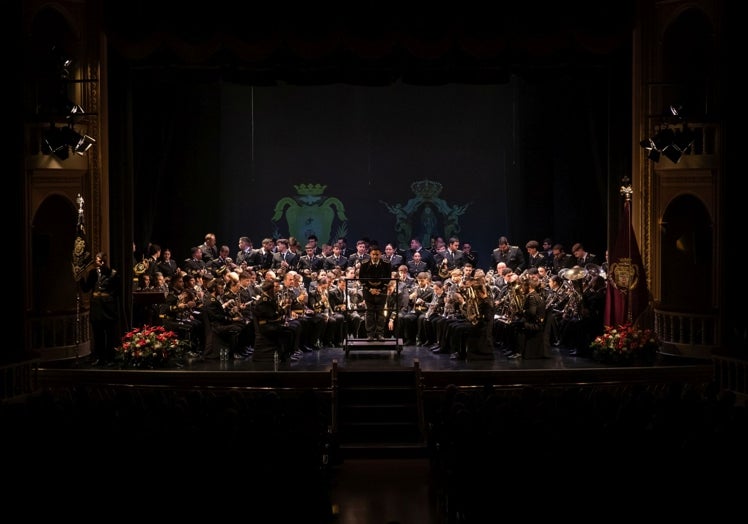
[{"x1": 334, "y1": 364, "x2": 427, "y2": 459}]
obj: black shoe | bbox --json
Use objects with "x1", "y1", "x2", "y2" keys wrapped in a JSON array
[
  {"x1": 367, "y1": 336, "x2": 374, "y2": 342},
  {"x1": 232, "y1": 352, "x2": 246, "y2": 360},
  {"x1": 376, "y1": 335, "x2": 385, "y2": 341},
  {"x1": 509, "y1": 353, "x2": 522, "y2": 359},
  {"x1": 449, "y1": 352, "x2": 464, "y2": 360},
  {"x1": 429, "y1": 344, "x2": 441, "y2": 351},
  {"x1": 568, "y1": 349, "x2": 578, "y2": 356}
]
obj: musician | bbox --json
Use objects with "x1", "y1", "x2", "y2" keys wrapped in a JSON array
[
  {"x1": 219, "y1": 272, "x2": 253, "y2": 358},
  {"x1": 406, "y1": 237, "x2": 435, "y2": 274},
  {"x1": 400, "y1": 272, "x2": 434, "y2": 345},
  {"x1": 514, "y1": 276, "x2": 548, "y2": 359},
  {"x1": 571, "y1": 242, "x2": 600, "y2": 267},
  {"x1": 203, "y1": 277, "x2": 246, "y2": 360},
  {"x1": 382, "y1": 243, "x2": 404, "y2": 270},
  {"x1": 358, "y1": 245, "x2": 392, "y2": 341},
  {"x1": 346, "y1": 239, "x2": 370, "y2": 268},
  {"x1": 307, "y1": 275, "x2": 337, "y2": 347},
  {"x1": 207, "y1": 244, "x2": 234, "y2": 278},
  {"x1": 279, "y1": 271, "x2": 311, "y2": 355},
  {"x1": 79, "y1": 252, "x2": 121, "y2": 366},
  {"x1": 461, "y1": 242, "x2": 478, "y2": 269},
  {"x1": 433, "y1": 237, "x2": 465, "y2": 277},
  {"x1": 306, "y1": 234, "x2": 323, "y2": 256},
  {"x1": 462, "y1": 276, "x2": 496, "y2": 360},
  {"x1": 323, "y1": 243, "x2": 348, "y2": 271},
  {"x1": 252, "y1": 278, "x2": 298, "y2": 362},
  {"x1": 156, "y1": 248, "x2": 179, "y2": 282},
  {"x1": 183, "y1": 246, "x2": 209, "y2": 277},
  {"x1": 551, "y1": 244, "x2": 576, "y2": 275},
  {"x1": 406, "y1": 251, "x2": 429, "y2": 278},
  {"x1": 255, "y1": 238, "x2": 276, "y2": 277},
  {"x1": 544, "y1": 275, "x2": 568, "y2": 349},
  {"x1": 199, "y1": 232, "x2": 219, "y2": 263},
  {"x1": 418, "y1": 281, "x2": 446, "y2": 347},
  {"x1": 430, "y1": 269, "x2": 467, "y2": 355},
  {"x1": 525, "y1": 240, "x2": 546, "y2": 270},
  {"x1": 235, "y1": 236, "x2": 255, "y2": 268},
  {"x1": 271, "y1": 238, "x2": 298, "y2": 276},
  {"x1": 144, "y1": 243, "x2": 162, "y2": 282},
  {"x1": 328, "y1": 277, "x2": 353, "y2": 346},
  {"x1": 299, "y1": 243, "x2": 325, "y2": 286},
  {"x1": 490, "y1": 236, "x2": 526, "y2": 273},
  {"x1": 344, "y1": 267, "x2": 366, "y2": 338}
]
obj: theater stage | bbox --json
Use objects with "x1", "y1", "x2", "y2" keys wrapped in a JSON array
[{"x1": 37, "y1": 343, "x2": 714, "y2": 392}]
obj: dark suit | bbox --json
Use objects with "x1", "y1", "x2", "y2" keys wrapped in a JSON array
[
  {"x1": 406, "y1": 260, "x2": 429, "y2": 278},
  {"x1": 407, "y1": 248, "x2": 435, "y2": 273},
  {"x1": 577, "y1": 253, "x2": 600, "y2": 267},
  {"x1": 324, "y1": 254, "x2": 349, "y2": 271},
  {"x1": 157, "y1": 258, "x2": 179, "y2": 280},
  {"x1": 80, "y1": 265, "x2": 121, "y2": 363},
  {"x1": 347, "y1": 252, "x2": 370, "y2": 268},
  {"x1": 272, "y1": 250, "x2": 299, "y2": 273},
  {"x1": 383, "y1": 254, "x2": 404, "y2": 270},
  {"x1": 358, "y1": 260, "x2": 392, "y2": 339},
  {"x1": 490, "y1": 246, "x2": 526, "y2": 273}
]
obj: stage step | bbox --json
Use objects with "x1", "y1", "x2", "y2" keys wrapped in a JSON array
[
  {"x1": 336, "y1": 368, "x2": 425, "y2": 459},
  {"x1": 344, "y1": 337, "x2": 403, "y2": 356}
]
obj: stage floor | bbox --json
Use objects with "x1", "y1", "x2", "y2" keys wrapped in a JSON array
[{"x1": 38, "y1": 341, "x2": 713, "y2": 388}]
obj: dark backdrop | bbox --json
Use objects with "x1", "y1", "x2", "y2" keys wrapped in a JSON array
[
  {"x1": 128, "y1": 69, "x2": 618, "y2": 268},
  {"x1": 107, "y1": 6, "x2": 633, "y2": 270}
]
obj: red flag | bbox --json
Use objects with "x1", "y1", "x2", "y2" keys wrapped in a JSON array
[
  {"x1": 604, "y1": 199, "x2": 650, "y2": 326},
  {"x1": 72, "y1": 194, "x2": 93, "y2": 280}
]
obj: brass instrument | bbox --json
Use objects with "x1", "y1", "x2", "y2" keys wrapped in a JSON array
[
  {"x1": 465, "y1": 285, "x2": 480, "y2": 325},
  {"x1": 133, "y1": 257, "x2": 149, "y2": 276},
  {"x1": 443, "y1": 282, "x2": 457, "y2": 318},
  {"x1": 438, "y1": 257, "x2": 451, "y2": 279}
]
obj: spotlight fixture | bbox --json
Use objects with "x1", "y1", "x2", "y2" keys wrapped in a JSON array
[
  {"x1": 40, "y1": 124, "x2": 96, "y2": 160},
  {"x1": 640, "y1": 105, "x2": 694, "y2": 164},
  {"x1": 74, "y1": 134, "x2": 96, "y2": 155},
  {"x1": 41, "y1": 127, "x2": 69, "y2": 160}
]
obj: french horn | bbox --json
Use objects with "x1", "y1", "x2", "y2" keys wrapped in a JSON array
[{"x1": 133, "y1": 257, "x2": 149, "y2": 275}]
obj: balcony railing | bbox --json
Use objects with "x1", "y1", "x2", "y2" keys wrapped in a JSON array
[
  {"x1": 29, "y1": 311, "x2": 91, "y2": 361},
  {"x1": 654, "y1": 308, "x2": 719, "y2": 359}
]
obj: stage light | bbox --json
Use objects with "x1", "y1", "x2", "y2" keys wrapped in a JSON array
[
  {"x1": 74, "y1": 134, "x2": 96, "y2": 155},
  {"x1": 40, "y1": 125, "x2": 96, "y2": 160},
  {"x1": 41, "y1": 127, "x2": 69, "y2": 160}
]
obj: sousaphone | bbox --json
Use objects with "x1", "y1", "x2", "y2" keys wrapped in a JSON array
[{"x1": 561, "y1": 265, "x2": 588, "y2": 281}]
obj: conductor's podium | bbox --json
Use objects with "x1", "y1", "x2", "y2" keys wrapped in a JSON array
[{"x1": 344, "y1": 336, "x2": 403, "y2": 357}]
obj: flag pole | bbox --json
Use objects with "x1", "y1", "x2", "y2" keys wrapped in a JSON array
[
  {"x1": 619, "y1": 177, "x2": 633, "y2": 324},
  {"x1": 74, "y1": 194, "x2": 84, "y2": 364}
]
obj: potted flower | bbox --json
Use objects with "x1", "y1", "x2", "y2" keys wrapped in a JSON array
[
  {"x1": 115, "y1": 325, "x2": 188, "y2": 368},
  {"x1": 590, "y1": 323, "x2": 660, "y2": 366}
]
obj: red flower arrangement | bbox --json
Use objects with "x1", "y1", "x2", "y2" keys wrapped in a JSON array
[
  {"x1": 590, "y1": 323, "x2": 659, "y2": 365},
  {"x1": 116, "y1": 325, "x2": 188, "y2": 368}
]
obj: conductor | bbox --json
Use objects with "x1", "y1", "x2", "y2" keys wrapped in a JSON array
[{"x1": 357, "y1": 245, "x2": 392, "y2": 341}]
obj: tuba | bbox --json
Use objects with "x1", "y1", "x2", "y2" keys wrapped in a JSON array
[{"x1": 438, "y1": 257, "x2": 451, "y2": 279}]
